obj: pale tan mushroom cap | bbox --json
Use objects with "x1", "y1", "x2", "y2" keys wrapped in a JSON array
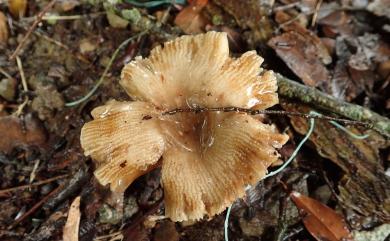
[
  {"x1": 120, "y1": 31, "x2": 278, "y2": 110},
  {"x1": 80, "y1": 32, "x2": 288, "y2": 222},
  {"x1": 162, "y1": 113, "x2": 288, "y2": 221},
  {"x1": 80, "y1": 101, "x2": 165, "y2": 192}
]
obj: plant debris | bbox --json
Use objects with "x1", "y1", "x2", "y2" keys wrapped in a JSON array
[{"x1": 290, "y1": 191, "x2": 353, "y2": 241}]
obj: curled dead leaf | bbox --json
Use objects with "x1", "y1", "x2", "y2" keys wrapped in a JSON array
[
  {"x1": 268, "y1": 31, "x2": 330, "y2": 87},
  {"x1": 0, "y1": 114, "x2": 47, "y2": 153},
  {"x1": 290, "y1": 191, "x2": 353, "y2": 241},
  {"x1": 174, "y1": 0, "x2": 208, "y2": 34},
  {"x1": 63, "y1": 196, "x2": 81, "y2": 241},
  {"x1": 274, "y1": 10, "x2": 332, "y2": 65}
]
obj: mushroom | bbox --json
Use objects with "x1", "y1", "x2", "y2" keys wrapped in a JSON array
[{"x1": 80, "y1": 32, "x2": 289, "y2": 221}]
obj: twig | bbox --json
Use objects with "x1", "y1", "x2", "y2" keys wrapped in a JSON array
[
  {"x1": 276, "y1": 73, "x2": 390, "y2": 138},
  {"x1": 16, "y1": 56, "x2": 27, "y2": 91},
  {"x1": 8, "y1": 184, "x2": 63, "y2": 229},
  {"x1": 311, "y1": 0, "x2": 323, "y2": 27},
  {"x1": 65, "y1": 29, "x2": 150, "y2": 107},
  {"x1": 162, "y1": 107, "x2": 370, "y2": 127},
  {"x1": 277, "y1": 13, "x2": 305, "y2": 30},
  {"x1": 21, "y1": 12, "x2": 105, "y2": 22},
  {"x1": 0, "y1": 67, "x2": 15, "y2": 80},
  {"x1": 94, "y1": 231, "x2": 123, "y2": 241},
  {"x1": 9, "y1": 0, "x2": 57, "y2": 60},
  {"x1": 43, "y1": 168, "x2": 89, "y2": 210},
  {"x1": 29, "y1": 159, "x2": 40, "y2": 184},
  {"x1": 14, "y1": 56, "x2": 28, "y2": 116},
  {"x1": 0, "y1": 174, "x2": 68, "y2": 195},
  {"x1": 273, "y1": 2, "x2": 300, "y2": 12}
]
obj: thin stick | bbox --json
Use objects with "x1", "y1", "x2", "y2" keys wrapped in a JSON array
[
  {"x1": 14, "y1": 56, "x2": 28, "y2": 116},
  {"x1": 0, "y1": 174, "x2": 68, "y2": 196},
  {"x1": 311, "y1": 0, "x2": 323, "y2": 27},
  {"x1": 0, "y1": 67, "x2": 15, "y2": 80},
  {"x1": 16, "y1": 56, "x2": 27, "y2": 91},
  {"x1": 8, "y1": 184, "x2": 63, "y2": 229},
  {"x1": 9, "y1": 0, "x2": 57, "y2": 60},
  {"x1": 162, "y1": 107, "x2": 371, "y2": 127},
  {"x1": 276, "y1": 73, "x2": 390, "y2": 137},
  {"x1": 65, "y1": 29, "x2": 150, "y2": 107},
  {"x1": 21, "y1": 12, "x2": 105, "y2": 22},
  {"x1": 94, "y1": 231, "x2": 123, "y2": 241},
  {"x1": 273, "y1": 2, "x2": 300, "y2": 12}
]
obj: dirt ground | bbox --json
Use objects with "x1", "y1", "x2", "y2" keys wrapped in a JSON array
[{"x1": 0, "y1": 0, "x2": 389, "y2": 240}]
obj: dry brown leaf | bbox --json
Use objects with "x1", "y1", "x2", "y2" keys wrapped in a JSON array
[
  {"x1": 8, "y1": 0, "x2": 27, "y2": 18},
  {"x1": 268, "y1": 31, "x2": 331, "y2": 87},
  {"x1": 0, "y1": 11, "x2": 8, "y2": 45},
  {"x1": 63, "y1": 196, "x2": 81, "y2": 241},
  {"x1": 274, "y1": 11, "x2": 332, "y2": 65},
  {"x1": 290, "y1": 191, "x2": 353, "y2": 241},
  {"x1": 174, "y1": 0, "x2": 208, "y2": 34},
  {"x1": 0, "y1": 114, "x2": 47, "y2": 153}
]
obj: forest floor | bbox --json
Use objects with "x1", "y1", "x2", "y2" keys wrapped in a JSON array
[{"x1": 0, "y1": 0, "x2": 389, "y2": 240}]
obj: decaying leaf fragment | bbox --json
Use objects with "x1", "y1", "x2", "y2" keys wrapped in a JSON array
[
  {"x1": 81, "y1": 32, "x2": 289, "y2": 221},
  {"x1": 268, "y1": 31, "x2": 330, "y2": 87},
  {"x1": 290, "y1": 191, "x2": 353, "y2": 241},
  {"x1": 174, "y1": 0, "x2": 209, "y2": 34},
  {"x1": 63, "y1": 196, "x2": 81, "y2": 241}
]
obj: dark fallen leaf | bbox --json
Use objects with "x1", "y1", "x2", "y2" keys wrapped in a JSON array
[
  {"x1": 211, "y1": 0, "x2": 273, "y2": 44},
  {"x1": 0, "y1": 114, "x2": 47, "y2": 153},
  {"x1": 290, "y1": 191, "x2": 353, "y2": 241},
  {"x1": 274, "y1": 10, "x2": 332, "y2": 65},
  {"x1": 347, "y1": 33, "x2": 390, "y2": 71},
  {"x1": 283, "y1": 103, "x2": 390, "y2": 228},
  {"x1": 316, "y1": 2, "x2": 355, "y2": 38},
  {"x1": 124, "y1": 224, "x2": 150, "y2": 241},
  {"x1": 268, "y1": 31, "x2": 331, "y2": 87},
  {"x1": 327, "y1": 34, "x2": 389, "y2": 100},
  {"x1": 174, "y1": 0, "x2": 209, "y2": 34},
  {"x1": 153, "y1": 220, "x2": 179, "y2": 241}
]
